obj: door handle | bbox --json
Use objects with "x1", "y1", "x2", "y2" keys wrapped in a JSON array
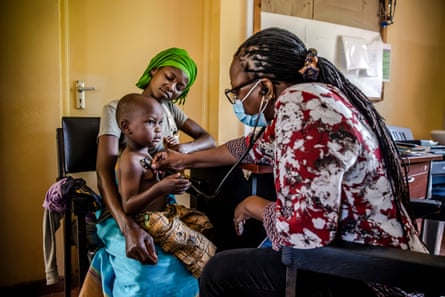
[{"x1": 75, "y1": 80, "x2": 96, "y2": 109}]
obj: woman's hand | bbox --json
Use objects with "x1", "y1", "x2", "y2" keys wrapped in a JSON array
[
  {"x1": 153, "y1": 143, "x2": 238, "y2": 171},
  {"x1": 234, "y1": 196, "x2": 270, "y2": 236},
  {"x1": 124, "y1": 219, "x2": 158, "y2": 264},
  {"x1": 152, "y1": 149, "x2": 186, "y2": 172}
]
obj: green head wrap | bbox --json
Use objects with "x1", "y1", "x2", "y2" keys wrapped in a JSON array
[{"x1": 136, "y1": 47, "x2": 197, "y2": 104}]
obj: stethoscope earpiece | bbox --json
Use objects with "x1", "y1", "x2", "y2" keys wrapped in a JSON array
[{"x1": 261, "y1": 87, "x2": 268, "y2": 95}]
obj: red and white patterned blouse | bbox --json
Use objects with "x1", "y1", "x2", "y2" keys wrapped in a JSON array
[{"x1": 227, "y1": 83, "x2": 427, "y2": 254}]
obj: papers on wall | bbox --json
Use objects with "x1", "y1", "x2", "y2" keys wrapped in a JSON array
[
  {"x1": 339, "y1": 35, "x2": 384, "y2": 98},
  {"x1": 382, "y1": 43, "x2": 392, "y2": 82},
  {"x1": 341, "y1": 36, "x2": 370, "y2": 71},
  {"x1": 261, "y1": 12, "x2": 388, "y2": 99}
]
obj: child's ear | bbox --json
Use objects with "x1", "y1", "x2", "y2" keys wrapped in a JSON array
[{"x1": 121, "y1": 119, "x2": 130, "y2": 133}]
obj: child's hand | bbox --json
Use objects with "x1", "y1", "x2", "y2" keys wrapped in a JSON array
[
  {"x1": 164, "y1": 135, "x2": 179, "y2": 148},
  {"x1": 164, "y1": 135, "x2": 188, "y2": 153},
  {"x1": 157, "y1": 172, "x2": 191, "y2": 195}
]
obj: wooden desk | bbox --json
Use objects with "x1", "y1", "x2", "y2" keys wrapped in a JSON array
[
  {"x1": 402, "y1": 153, "x2": 443, "y2": 200},
  {"x1": 240, "y1": 164, "x2": 273, "y2": 196},
  {"x1": 240, "y1": 163, "x2": 273, "y2": 174},
  {"x1": 402, "y1": 153, "x2": 444, "y2": 254}
]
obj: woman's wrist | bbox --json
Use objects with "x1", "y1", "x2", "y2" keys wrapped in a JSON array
[
  {"x1": 178, "y1": 143, "x2": 190, "y2": 154},
  {"x1": 180, "y1": 153, "x2": 192, "y2": 170},
  {"x1": 118, "y1": 213, "x2": 138, "y2": 233},
  {"x1": 245, "y1": 196, "x2": 271, "y2": 221}
]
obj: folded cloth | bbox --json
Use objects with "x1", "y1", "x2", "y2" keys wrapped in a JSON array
[
  {"x1": 135, "y1": 204, "x2": 216, "y2": 278},
  {"x1": 43, "y1": 178, "x2": 69, "y2": 213},
  {"x1": 42, "y1": 177, "x2": 104, "y2": 285},
  {"x1": 43, "y1": 177, "x2": 103, "y2": 213},
  {"x1": 61, "y1": 177, "x2": 103, "y2": 211},
  {"x1": 164, "y1": 204, "x2": 214, "y2": 233}
]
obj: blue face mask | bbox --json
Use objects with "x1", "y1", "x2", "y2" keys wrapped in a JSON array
[{"x1": 233, "y1": 99, "x2": 268, "y2": 127}]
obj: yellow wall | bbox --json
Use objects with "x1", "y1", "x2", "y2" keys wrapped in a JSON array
[
  {"x1": 375, "y1": 0, "x2": 445, "y2": 138},
  {"x1": 0, "y1": 0, "x2": 444, "y2": 288},
  {"x1": 0, "y1": 0, "x2": 62, "y2": 285},
  {"x1": 217, "y1": 1, "x2": 249, "y2": 143},
  {"x1": 0, "y1": 0, "x2": 245, "y2": 286}
]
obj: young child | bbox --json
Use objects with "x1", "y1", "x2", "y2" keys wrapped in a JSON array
[
  {"x1": 115, "y1": 93, "x2": 216, "y2": 280},
  {"x1": 115, "y1": 93, "x2": 189, "y2": 214}
]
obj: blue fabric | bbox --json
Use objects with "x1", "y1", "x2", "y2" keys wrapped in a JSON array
[
  {"x1": 89, "y1": 248, "x2": 115, "y2": 297},
  {"x1": 91, "y1": 208, "x2": 199, "y2": 297},
  {"x1": 258, "y1": 237, "x2": 272, "y2": 248}
]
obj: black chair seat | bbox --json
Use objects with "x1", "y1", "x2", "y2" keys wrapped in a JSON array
[
  {"x1": 282, "y1": 241, "x2": 445, "y2": 297},
  {"x1": 282, "y1": 199, "x2": 445, "y2": 297}
]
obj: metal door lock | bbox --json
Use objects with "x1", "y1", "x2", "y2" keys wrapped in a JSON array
[{"x1": 75, "y1": 80, "x2": 96, "y2": 109}]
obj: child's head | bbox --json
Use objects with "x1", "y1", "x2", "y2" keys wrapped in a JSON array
[{"x1": 116, "y1": 93, "x2": 164, "y2": 149}]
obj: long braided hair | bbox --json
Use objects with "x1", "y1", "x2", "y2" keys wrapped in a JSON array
[{"x1": 234, "y1": 27, "x2": 414, "y2": 231}]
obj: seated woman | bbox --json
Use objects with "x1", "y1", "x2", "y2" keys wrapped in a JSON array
[
  {"x1": 80, "y1": 48, "x2": 215, "y2": 297},
  {"x1": 152, "y1": 28, "x2": 429, "y2": 297}
]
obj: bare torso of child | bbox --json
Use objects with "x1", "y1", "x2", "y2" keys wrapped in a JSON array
[{"x1": 139, "y1": 165, "x2": 169, "y2": 212}]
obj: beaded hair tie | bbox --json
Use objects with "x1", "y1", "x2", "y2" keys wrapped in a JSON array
[{"x1": 298, "y1": 48, "x2": 320, "y2": 81}]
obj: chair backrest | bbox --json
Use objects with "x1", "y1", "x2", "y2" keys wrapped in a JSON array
[
  {"x1": 55, "y1": 116, "x2": 101, "y2": 295},
  {"x1": 57, "y1": 117, "x2": 100, "y2": 178}
]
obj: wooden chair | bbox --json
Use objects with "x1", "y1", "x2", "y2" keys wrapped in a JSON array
[{"x1": 56, "y1": 116, "x2": 101, "y2": 297}]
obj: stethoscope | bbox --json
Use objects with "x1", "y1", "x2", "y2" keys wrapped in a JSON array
[
  {"x1": 141, "y1": 125, "x2": 265, "y2": 200},
  {"x1": 142, "y1": 101, "x2": 267, "y2": 200},
  {"x1": 187, "y1": 125, "x2": 266, "y2": 199},
  {"x1": 186, "y1": 95, "x2": 269, "y2": 199}
]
